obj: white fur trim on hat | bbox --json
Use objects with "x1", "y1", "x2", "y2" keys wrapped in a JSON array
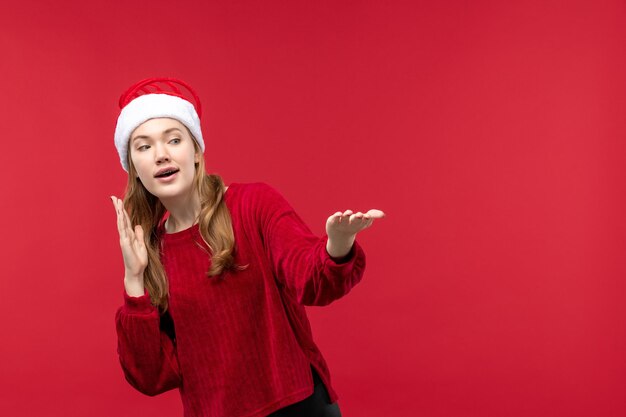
[{"x1": 114, "y1": 93, "x2": 205, "y2": 171}]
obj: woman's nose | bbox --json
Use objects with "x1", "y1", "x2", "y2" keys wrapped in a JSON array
[{"x1": 155, "y1": 145, "x2": 170, "y2": 164}]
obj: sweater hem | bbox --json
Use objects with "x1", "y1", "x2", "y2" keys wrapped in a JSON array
[{"x1": 237, "y1": 386, "x2": 314, "y2": 417}]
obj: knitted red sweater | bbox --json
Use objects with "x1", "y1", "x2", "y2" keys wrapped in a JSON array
[{"x1": 115, "y1": 183, "x2": 366, "y2": 417}]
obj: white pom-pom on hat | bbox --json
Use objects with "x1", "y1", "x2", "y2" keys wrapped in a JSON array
[{"x1": 114, "y1": 78, "x2": 205, "y2": 172}]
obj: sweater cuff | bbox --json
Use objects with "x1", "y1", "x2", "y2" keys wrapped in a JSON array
[
  {"x1": 321, "y1": 236, "x2": 365, "y2": 267},
  {"x1": 122, "y1": 291, "x2": 155, "y2": 315}
]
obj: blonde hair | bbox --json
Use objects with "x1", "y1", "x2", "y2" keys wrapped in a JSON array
[{"x1": 124, "y1": 137, "x2": 240, "y2": 312}]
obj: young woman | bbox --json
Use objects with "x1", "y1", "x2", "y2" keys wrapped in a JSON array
[{"x1": 111, "y1": 77, "x2": 384, "y2": 417}]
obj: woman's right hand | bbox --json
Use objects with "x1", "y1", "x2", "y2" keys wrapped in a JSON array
[{"x1": 111, "y1": 196, "x2": 148, "y2": 297}]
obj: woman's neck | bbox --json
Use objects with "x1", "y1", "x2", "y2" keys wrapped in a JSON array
[{"x1": 161, "y1": 192, "x2": 202, "y2": 233}]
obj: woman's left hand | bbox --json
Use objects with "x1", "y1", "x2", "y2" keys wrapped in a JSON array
[{"x1": 325, "y1": 209, "x2": 385, "y2": 259}]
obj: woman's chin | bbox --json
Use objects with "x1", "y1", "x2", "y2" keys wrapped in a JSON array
[{"x1": 147, "y1": 186, "x2": 189, "y2": 202}]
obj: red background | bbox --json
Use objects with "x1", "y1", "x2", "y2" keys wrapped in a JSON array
[{"x1": 1, "y1": 1, "x2": 625, "y2": 416}]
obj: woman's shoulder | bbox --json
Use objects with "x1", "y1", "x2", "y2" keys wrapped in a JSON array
[
  {"x1": 224, "y1": 182, "x2": 290, "y2": 214},
  {"x1": 225, "y1": 182, "x2": 281, "y2": 199}
]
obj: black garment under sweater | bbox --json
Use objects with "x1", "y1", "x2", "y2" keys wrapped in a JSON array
[{"x1": 267, "y1": 367, "x2": 342, "y2": 417}]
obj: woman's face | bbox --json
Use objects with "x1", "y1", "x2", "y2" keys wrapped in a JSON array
[{"x1": 129, "y1": 118, "x2": 200, "y2": 201}]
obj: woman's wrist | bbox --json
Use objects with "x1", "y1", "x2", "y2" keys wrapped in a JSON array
[
  {"x1": 326, "y1": 233, "x2": 356, "y2": 260},
  {"x1": 124, "y1": 274, "x2": 145, "y2": 297}
]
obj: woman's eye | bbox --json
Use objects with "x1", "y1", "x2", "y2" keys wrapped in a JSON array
[
  {"x1": 137, "y1": 144, "x2": 150, "y2": 151},
  {"x1": 170, "y1": 138, "x2": 181, "y2": 144}
]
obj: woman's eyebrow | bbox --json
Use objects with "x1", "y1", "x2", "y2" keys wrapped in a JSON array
[
  {"x1": 132, "y1": 128, "x2": 183, "y2": 142},
  {"x1": 131, "y1": 134, "x2": 151, "y2": 142}
]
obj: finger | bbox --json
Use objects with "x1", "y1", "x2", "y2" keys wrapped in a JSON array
[
  {"x1": 123, "y1": 204, "x2": 134, "y2": 235},
  {"x1": 112, "y1": 197, "x2": 121, "y2": 225},
  {"x1": 365, "y1": 209, "x2": 385, "y2": 219},
  {"x1": 116, "y1": 202, "x2": 127, "y2": 239},
  {"x1": 115, "y1": 197, "x2": 124, "y2": 220},
  {"x1": 134, "y1": 225, "x2": 145, "y2": 247},
  {"x1": 118, "y1": 199, "x2": 134, "y2": 240},
  {"x1": 327, "y1": 211, "x2": 343, "y2": 224},
  {"x1": 340, "y1": 210, "x2": 353, "y2": 223},
  {"x1": 362, "y1": 217, "x2": 374, "y2": 228},
  {"x1": 349, "y1": 212, "x2": 364, "y2": 224},
  {"x1": 120, "y1": 202, "x2": 129, "y2": 234}
]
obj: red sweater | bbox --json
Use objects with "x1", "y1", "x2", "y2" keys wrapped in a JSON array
[{"x1": 115, "y1": 182, "x2": 366, "y2": 417}]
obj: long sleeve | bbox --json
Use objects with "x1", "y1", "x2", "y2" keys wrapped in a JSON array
[
  {"x1": 254, "y1": 183, "x2": 367, "y2": 306},
  {"x1": 115, "y1": 292, "x2": 182, "y2": 396}
]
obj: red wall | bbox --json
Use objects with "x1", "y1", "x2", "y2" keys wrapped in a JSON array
[{"x1": 1, "y1": 1, "x2": 625, "y2": 416}]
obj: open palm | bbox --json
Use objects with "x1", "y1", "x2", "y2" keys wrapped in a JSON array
[
  {"x1": 326, "y1": 209, "x2": 385, "y2": 238},
  {"x1": 111, "y1": 196, "x2": 148, "y2": 279}
]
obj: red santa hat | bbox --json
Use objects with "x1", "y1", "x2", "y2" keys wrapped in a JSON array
[{"x1": 114, "y1": 77, "x2": 205, "y2": 172}]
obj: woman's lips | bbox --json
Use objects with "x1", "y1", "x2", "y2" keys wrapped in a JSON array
[
  {"x1": 154, "y1": 167, "x2": 179, "y2": 176},
  {"x1": 155, "y1": 170, "x2": 179, "y2": 182}
]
